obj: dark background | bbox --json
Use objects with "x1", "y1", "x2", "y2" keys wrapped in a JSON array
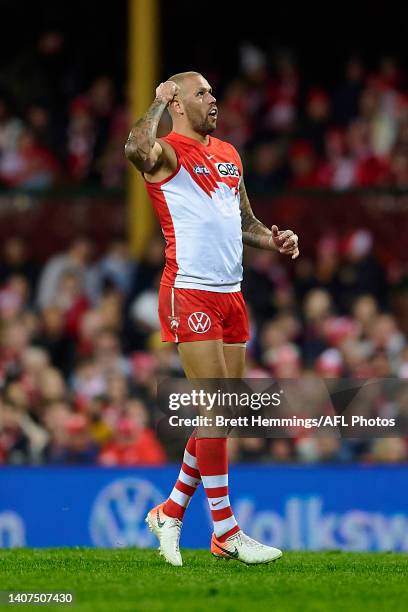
[
  {"x1": 2, "y1": 2, "x2": 408, "y2": 94},
  {"x1": 162, "y1": 3, "x2": 408, "y2": 86}
]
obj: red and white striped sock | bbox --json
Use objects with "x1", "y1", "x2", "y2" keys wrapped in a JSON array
[
  {"x1": 196, "y1": 438, "x2": 240, "y2": 542},
  {"x1": 163, "y1": 432, "x2": 201, "y2": 520}
]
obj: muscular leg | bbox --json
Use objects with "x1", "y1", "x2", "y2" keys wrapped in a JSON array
[
  {"x1": 223, "y1": 343, "x2": 246, "y2": 378},
  {"x1": 178, "y1": 339, "x2": 246, "y2": 380},
  {"x1": 153, "y1": 336, "x2": 282, "y2": 564},
  {"x1": 162, "y1": 339, "x2": 227, "y2": 521},
  {"x1": 178, "y1": 338, "x2": 241, "y2": 542},
  {"x1": 178, "y1": 339, "x2": 229, "y2": 437},
  {"x1": 178, "y1": 339, "x2": 228, "y2": 378}
]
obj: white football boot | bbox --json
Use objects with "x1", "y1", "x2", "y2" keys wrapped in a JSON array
[
  {"x1": 145, "y1": 503, "x2": 183, "y2": 566},
  {"x1": 211, "y1": 530, "x2": 282, "y2": 564}
]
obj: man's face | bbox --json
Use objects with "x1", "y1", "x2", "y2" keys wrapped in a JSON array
[{"x1": 174, "y1": 75, "x2": 218, "y2": 135}]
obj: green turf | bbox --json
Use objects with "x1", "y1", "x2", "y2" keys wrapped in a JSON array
[{"x1": 0, "y1": 549, "x2": 407, "y2": 612}]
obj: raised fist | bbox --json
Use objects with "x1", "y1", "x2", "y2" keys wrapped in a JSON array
[{"x1": 155, "y1": 81, "x2": 179, "y2": 105}]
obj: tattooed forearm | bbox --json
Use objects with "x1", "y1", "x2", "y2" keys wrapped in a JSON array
[
  {"x1": 239, "y1": 180, "x2": 275, "y2": 250},
  {"x1": 125, "y1": 98, "x2": 167, "y2": 163}
]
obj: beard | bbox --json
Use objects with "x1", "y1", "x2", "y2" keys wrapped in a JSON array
[{"x1": 185, "y1": 106, "x2": 216, "y2": 135}]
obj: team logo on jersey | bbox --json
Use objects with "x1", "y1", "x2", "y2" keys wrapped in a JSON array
[
  {"x1": 215, "y1": 162, "x2": 239, "y2": 178},
  {"x1": 168, "y1": 316, "x2": 180, "y2": 331},
  {"x1": 188, "y1": 312, "x2": 211, "y2": 334},
  {"x1": 193, "y1": 164, "x2": 210, "y2": 175}
]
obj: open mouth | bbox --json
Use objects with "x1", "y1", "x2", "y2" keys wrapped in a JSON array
[{"x1": 208, "y1": 107, "x2": 218, "y2": 118}]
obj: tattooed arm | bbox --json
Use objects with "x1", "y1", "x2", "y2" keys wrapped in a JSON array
[
  {"x1": 125, "y1": 81, "x2": 178, "y2": 176},
  {"x1": 239, "y1": 178, "x2": 299, "y2": 258}
]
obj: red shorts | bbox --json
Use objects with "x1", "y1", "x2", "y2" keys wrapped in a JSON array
[{"x1": 158, "y1": 285, "x2": 249, "y2": 344}]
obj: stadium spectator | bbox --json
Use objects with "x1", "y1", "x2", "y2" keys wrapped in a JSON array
[
  {"x1": 0, "y1": 400, "x2": 32, "y2": 464},
  {"x1": 263, "y1": 49, "x2": 299, "y2": 135},
  {"x1": 88, "y1": 237, "x2": 135, "y2": 302},
  {"x1": 316, "y1": 129, "x2": 356, "y2": 189},
  {"x1": 333, "y1": 58, "x2": 365, "y2": 126},
  {"x1": 289, "y1": 141, "x2": 318, "y2": 187},
  {"x1": 337, "y1": 230, "x2": 387, "y2": 311},
  {"x1": 99, "y1": 402, "x2": 166, "y2": 466},
  {"x1": 298, "y1": 88, "x2": 331, "y2": 157},
  {"x1": 67, "y1": 96, "x2": 96, "y2": 181},
  {"x1": 36, "y1": 236, "x2": 93, "y2": 310},
  {"x1": 45, "y1": 413, "x2": 99, "y2": 465},
  {"x1": 246, "y1": 141, "x2": 289, "y2": 193},
  {"x1": 215, "y1": 80, "x2": 253, "y2": 149},
  {"x1": 35, "y1": 306, "x2": 76, "y2": 376},
  {"x1": 0, "y1": 237, "x2": 39, "y2": 298},
  {"x1": 53, "y1": 270, "x2": 90, "y2": 338},
  {"x1": 0, "y1": 128, "x2": 59, "y2": 188}
]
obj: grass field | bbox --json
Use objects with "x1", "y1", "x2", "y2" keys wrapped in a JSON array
[{"x1": 0, "y1": 549, "x2": 408, "y2": 612}]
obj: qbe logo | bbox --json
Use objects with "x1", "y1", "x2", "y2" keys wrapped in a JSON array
[
  {"x1": 216, "y1": 162, "x2": 239, "y2": 178},
  {"x1": 89, "y1": 477, "x2": 164, "y2": 548},
  {"x1": 188, "y1": 311, "x2": 211, "y2": 334}
]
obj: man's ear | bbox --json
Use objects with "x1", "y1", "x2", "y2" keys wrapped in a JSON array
[{"x1": 171, "y1": 97, "x2": 184, "y2": 116}]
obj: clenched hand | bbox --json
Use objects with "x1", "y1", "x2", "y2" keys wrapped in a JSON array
[{"x1": 269, "y1": 225, "x2": 300, "y2": 259}]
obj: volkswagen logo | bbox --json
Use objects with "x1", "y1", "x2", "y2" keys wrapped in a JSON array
[
  {"x1": 187, "y1": 312, "x2": 211, "y2": 334},
  {"x1": 0, "y1": 511, "x2": 25, "y2": 548},
  {"x1": 89, "y1": 477, "x2": 164, "y2": 548}
]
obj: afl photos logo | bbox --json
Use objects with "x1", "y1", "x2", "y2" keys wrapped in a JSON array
[{"x1": 188, "y1": 312, "x2": 211, "y2": 334}]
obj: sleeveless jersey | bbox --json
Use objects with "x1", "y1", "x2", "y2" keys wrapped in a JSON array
[{"x1": 144, "y1": 132, "x2": 243, "y2": 292}]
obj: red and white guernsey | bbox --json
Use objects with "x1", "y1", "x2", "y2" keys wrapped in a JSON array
[{"x1": 145, "y1": 132, "x2": 243, "y2": 292}]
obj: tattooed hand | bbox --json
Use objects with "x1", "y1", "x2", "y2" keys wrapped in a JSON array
[{"x1": 155, "y1": 81, "x2": 180, "y2": 105}]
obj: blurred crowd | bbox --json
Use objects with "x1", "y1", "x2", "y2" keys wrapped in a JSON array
[
  {"x1": 0, "y1": 31, "x2": 127, "y2": 189},
  {"x1": 1, "y1": 30, "x2": 407, "y2": 466},
  {"x1": 217, "y1": 45, "x2": 408, "y2": 192},
  {"x1": 1, "y1": 33, "x2": 408, "y2": 191},
  {"x1": 0, "y1": 228, "x2": 407, "y2": 466}
]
